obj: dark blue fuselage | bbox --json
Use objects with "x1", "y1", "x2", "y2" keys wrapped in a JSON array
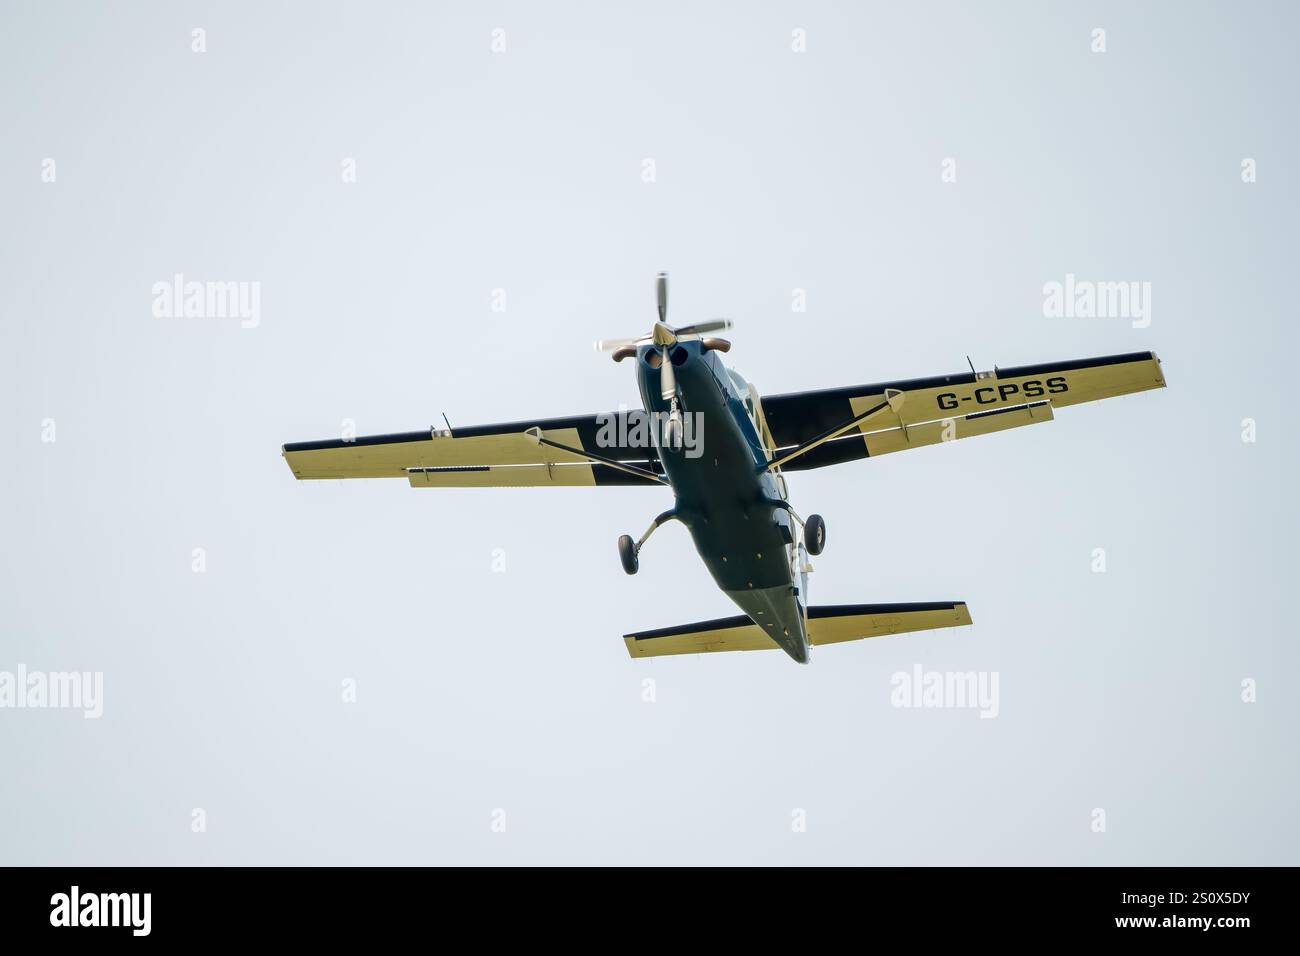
[{"x1": 635, "y1": 340, "x2": 809, "y2": 662}]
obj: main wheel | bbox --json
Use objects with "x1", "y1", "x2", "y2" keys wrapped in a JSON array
[
  {"x1": 804, "y1": 514, "x2": 826, "y2": 556},
  {"x1": 618, "y1": 534, "x2": 639, "y2": 575}
]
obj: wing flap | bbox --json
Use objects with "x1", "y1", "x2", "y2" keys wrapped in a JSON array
[
  {"x1": 863, "y1": 400, "x2": 1054, "y2": 457},
  {"x1": 780, "y1": 400, "x2": 1054, "y2": 470},
  {"x1": 407, "y1": 462, "x2": 659, "y2": 487}
]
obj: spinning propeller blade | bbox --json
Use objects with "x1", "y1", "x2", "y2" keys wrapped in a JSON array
[
  {"x1": 673, "y1": 318, "x2": 732, "y2": 337},
  {"x1": 592, "y1": 273, "x2": 734, "y2": 373}
]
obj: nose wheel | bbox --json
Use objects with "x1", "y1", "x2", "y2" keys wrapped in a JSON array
[
  {"x1": 804, "y1": 513, "x2": 826, "y2": 556},
  {"x1": 617, "y1": 508, "x2": 679, "y2": 575},
  {"x1": 618, "y1": 534, "x2": 639, "y2": 575}
]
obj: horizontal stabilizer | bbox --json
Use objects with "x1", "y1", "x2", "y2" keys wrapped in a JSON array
[{"x1": 623, "y1": 601, "x2": 971, "y2": 659}]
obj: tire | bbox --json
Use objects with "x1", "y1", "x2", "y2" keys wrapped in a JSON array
[
  {"x1": 618, "y1": 534, "x2": 639, "y2": 575},
  {"x1": 805, "y1": 514, "x2": 826, "y2": 556}
]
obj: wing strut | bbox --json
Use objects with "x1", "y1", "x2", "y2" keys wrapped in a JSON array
[
  {"x1": 524, "y1": 427, "x2": 667, "y2": 485},
  {"x1": 763, "y1": 391, "x2": 903, "y2": 472}
]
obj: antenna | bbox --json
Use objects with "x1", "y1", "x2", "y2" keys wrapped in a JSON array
[
  {"x1": 966, "y1": 355, "x2": 976, "y2": 375},
  {"x1": 432, "y1": 412, "x2": 455, "y2": 439}
]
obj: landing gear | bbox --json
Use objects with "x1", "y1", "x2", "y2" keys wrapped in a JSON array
[
  {"x1": 618, "y1": 534, "x2": 639, "y2": 575},
  {"x1": 804, "y1": 513, "x2": 826, "y2": 556},
  {"x1": 618, "y1": 509, "x2": 678, "y2": 575}
]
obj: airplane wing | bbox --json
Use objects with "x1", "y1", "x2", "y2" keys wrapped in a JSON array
[
  {"x1": 623, "y1": 602, "x2": 972, "y2": 658},
  {"x1": 760, "y1": 351, "x2": 1165, "y2": 470},
  {"x1": 282, "y1": 412, "x2": 665, "y2": 487}
]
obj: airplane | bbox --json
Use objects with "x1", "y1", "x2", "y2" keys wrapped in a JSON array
[{"x1": 282, "y1": 273, "x2": 1166, "y2": 664}]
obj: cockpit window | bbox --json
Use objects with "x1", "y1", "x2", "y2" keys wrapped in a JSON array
[
  {"x1": 728, "y1": 368, "x2": 774, "y2": 457},
  {"x1": 728, "y1": 369, "x2": 760, "y2": 429}
]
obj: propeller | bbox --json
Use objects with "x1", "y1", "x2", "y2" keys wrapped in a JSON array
[
  {"x1": 594, "y1": 273, "x2": 732, "y2": 354},
  {"x1": 593, "y1": 274, "x2": 733, "y2": 450}
]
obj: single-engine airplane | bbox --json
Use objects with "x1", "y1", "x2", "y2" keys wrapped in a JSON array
[{"x1": 283, "y1": 273, "x2": 1165, "y2": 663}]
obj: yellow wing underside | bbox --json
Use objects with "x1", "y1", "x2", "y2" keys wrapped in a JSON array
[
  {"x1": 284, "y1": 427, "x2": 605, "y2": 487},
  {"x1": 763, "y1": 351, "x2": 1165, "y2": 467},
  {"x1": 852, "y1": 352, "x2": 1164, "y2": 432},
  {"x1": 860, "y1": 400, "x2": 1054, "y2": 456},
  {"x1": 623, "y1": 603, "x2": 972, "y2": 658}
]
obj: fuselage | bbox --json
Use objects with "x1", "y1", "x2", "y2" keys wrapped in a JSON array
[{"x1": 635, "y1": 340, "x2": 810, "y2": 662}]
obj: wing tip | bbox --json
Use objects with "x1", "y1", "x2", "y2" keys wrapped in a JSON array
[
  {"x1": 281, "y1": 444, "x2": 307, "y2": 480},
  {"x1": 1150, "y1": 351, "x2": 1168, "y2": 388}
]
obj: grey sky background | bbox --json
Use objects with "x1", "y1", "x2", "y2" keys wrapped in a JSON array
[{"x1": 1, "y1": 1, "x2": 1296, "y2": 864}]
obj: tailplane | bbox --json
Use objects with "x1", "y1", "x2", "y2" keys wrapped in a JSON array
[{"x1": 623, "y1": 601, "x2": 971, "y2": 660}]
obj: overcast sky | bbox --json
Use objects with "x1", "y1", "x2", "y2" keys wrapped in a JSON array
[{"x1": 1, "y1": 0, "x2": 1296, "y2": 864}]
